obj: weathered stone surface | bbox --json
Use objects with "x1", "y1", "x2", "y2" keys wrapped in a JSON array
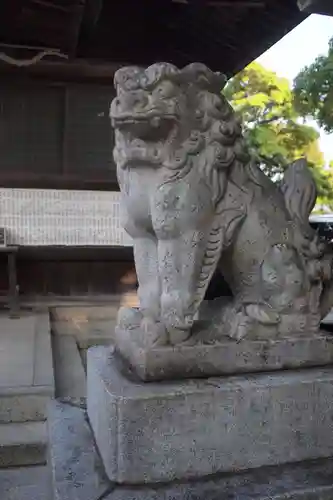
[
  {"x1": 88, "y1": 346, "x2": 333, "y2": 484},
  {"x1": 52, "y1": 335, "x2": 87, "y2": 408},
  {"x1": 0, "y1": 421, "x2": 47, "y2": 467},
  {"x1": 115, "y1": 324, "x2": 333, "y2": 381},
  {"x1": 48, "y1": 400, "x2": 110, "y2": 500},
  {"x1": 106, "y1": 458, "x2": 333, "y2": 500},
  {"x1": 111, "y1": 62, "x2": 333, "y2": 352}
]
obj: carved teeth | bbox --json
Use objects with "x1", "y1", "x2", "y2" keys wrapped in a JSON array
[{"x1": 151, "y1": 116, "x2": 161, "y2": 127}]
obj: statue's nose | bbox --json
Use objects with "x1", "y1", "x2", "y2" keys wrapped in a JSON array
[{"x1": 119, "y1": 90, "x2": 148, "y2": 111}]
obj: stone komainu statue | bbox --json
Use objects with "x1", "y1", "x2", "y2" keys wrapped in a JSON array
[{"x1": 110, "y1": 62, "x2": 333, "y2": 346}]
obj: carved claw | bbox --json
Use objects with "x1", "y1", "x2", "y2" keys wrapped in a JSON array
[
  {"x1": 141, "y1": 316, "x2": 168, "y2": 347},
  {"x1": 245, "y1": 304, "x2": 280, "y2": 325},
  {"x1": 167, "y1": 327, "x2": 192, "y2": 346},
  {"x1": 117, "y1": 306, "x2": 142, "y2": 330},
  {"x1": 226, "y1": 312, "x2": 252, "y2": 342},
  {"x1": 141, "y1": 318, "x2": 191, "y2": 347}
]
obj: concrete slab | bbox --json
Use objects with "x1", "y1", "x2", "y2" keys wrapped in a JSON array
[
  {"x1": 48, "y1": 400, "x2": 111, "y2": 500},
  {"x1": 51, "y1": 305, "x2": 119, "y2": 323},
  {"x1": 0, "y1": 315, "x2": 36, "y2": 388},
  {"x1": 52, "y1": 335, "x2": 86, "y2": 407},
  {"x1": 0, "y1": 421, "x2": 47, "y2": 467},
  {"x1": 0, "y1": 313, "x2": 54, "y2": 423},
  {"x1": 88, "y1": 346, "x2": 333, "y2": 484},
  {"x1": 52, "y1": 319, "x2": 116, "y2": 348},
  {"x1": 50, "y1": 299, "x2": 137, "y2": 349}
]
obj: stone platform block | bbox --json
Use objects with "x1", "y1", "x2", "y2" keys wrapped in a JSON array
[
  {"x1": 115, "y1": 325, "x2": 333, "y2": 381},
  {"x1": 88, "y1": 346, "x2": 333, "y2": 485},
  {"x1": 106, "y1": 458, "x2": 333, "y2": 500},
  {"x1": 0, "y1": 421, "x2": 47, "y2": 467}
]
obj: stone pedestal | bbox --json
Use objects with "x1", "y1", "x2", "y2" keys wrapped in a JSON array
[
  {"x1": 115, "y1": 325, "x2": 333, "y2": 381},
  {"x1": 87, "y1": 346, "x2": 333, "y2": 485}
]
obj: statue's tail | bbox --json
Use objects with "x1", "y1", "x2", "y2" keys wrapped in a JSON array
[
  {"x1": 320, "y1": 280, "x2": 333, "y2": 319},
  {"x1": 281, "y1": 158, "x2": 333, "y2": 320},
  {"x1": 280, "y1": 158, "x2": 317, "y2": 228}
]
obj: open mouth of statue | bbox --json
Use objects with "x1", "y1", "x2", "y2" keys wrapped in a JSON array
[{"x1": 112, "y1": 113, "x2": 177, "y2": 142}]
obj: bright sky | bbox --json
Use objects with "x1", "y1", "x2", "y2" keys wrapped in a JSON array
[{"x1": 256, "y1": 14, "x2": 333, "y2": 163}]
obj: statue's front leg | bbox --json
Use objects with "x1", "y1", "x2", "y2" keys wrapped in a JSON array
[
  {"x1": 133, "y1": 234, "x2": 169, "y2": 345},
  {"x1": 118, "y1": 208, "x2": 165, "y2": 345},
  {"x1": 152, "y1": 180, "x2": 215, "y2": 345},
  {"x1": 134, "y1": 235, "x2": 160, "y2": 323},
  {"x1": 156, "y1": 232, "x2": 208, "y2": 344}
]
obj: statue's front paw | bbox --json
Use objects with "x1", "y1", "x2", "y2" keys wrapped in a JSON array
[
  {"x1": 227, "y1": 314, "x2": 251, "y2": 341},
  {"x1": 161, "y1": 292, "x2": 194, "y2": 345},
  {"x1": 167, "y1": 327, "x2": 192, "y2": 345},
  {"x1": 117, "y1": 306, "x2": 142, "y2": 330},
  {"x1": 141, "y1": 316, "x2": 168, "y2": 347}
]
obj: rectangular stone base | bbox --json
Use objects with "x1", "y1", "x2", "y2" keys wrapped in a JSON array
[
  {"x1": 87, "y1": 346, "x2": 333, "y2": 485},
  {"x1": 115, "y1": 325, "x2": 333, "y2": 381},
  {"x1": 107, "y1": 458, "x2": 333, "y2": 499}
]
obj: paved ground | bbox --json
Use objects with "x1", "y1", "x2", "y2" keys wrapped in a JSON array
[
  {"x1": 0, "y1": 465, "x2": 52, "y2": 500},
  {"x1": 0, "y1": 314, "x2": 36, "y2": 389}
]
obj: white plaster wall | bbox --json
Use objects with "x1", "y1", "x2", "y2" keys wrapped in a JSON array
[{"x1": 0, "y1": 188, "x2": 132, "y2": 246}]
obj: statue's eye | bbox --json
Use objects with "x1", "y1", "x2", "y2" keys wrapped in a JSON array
[{"x1": 153, "y1": 82, "x2": 176, "y2": 99}]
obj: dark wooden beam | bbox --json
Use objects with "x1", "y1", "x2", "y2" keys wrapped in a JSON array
[
  {"x1": 172, "y1": 0, "x2": 264, "y2": 6},
  {"x1": 0, "y1": 172, "x2": 119, "y2": 191},
  {"x1": 0, "y1": 58, "x2": 122, "y2": 84},
  {"x1": 0, "y1": 0, "x2": 86, "y2": 57},
  {"x1": 298, "y1": 0, "x2": 333, "y2": 15},
  {"x1": 17, "y1": 245, "x2": 134, "y2": 262}
]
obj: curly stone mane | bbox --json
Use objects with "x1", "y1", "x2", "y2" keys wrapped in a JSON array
[
  {"x1": 152, "y1": 64, "x2": 252, "y2": 307},
  {"x1": 115, "y1": 62, "x2": 256, "y2": 309},
  {"x1": 152, "y1": 64, "x2": 251, "y2": 207}
]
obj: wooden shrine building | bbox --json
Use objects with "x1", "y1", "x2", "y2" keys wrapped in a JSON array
[{"x1": 0, "y1": 0, "x2": 319, "y2": 301}]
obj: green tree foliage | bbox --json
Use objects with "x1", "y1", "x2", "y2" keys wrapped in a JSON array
[
  {"x1": 294, "y1": 37, "x2": 333, "y2": 133},
  {"x1": 225, "y1": 62, "x2": 333, "y2": 210}
]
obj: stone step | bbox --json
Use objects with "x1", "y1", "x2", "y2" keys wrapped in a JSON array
[
  {"x1": 48, "y1": 401, "x2": 110, "y2": 500},
  {"x1": 47, "y1": 398, "x2": 333, "y2": 499},
  {"x1": 0, "y1": 421, "x2": 47, "y2": 468},
  {"x1": 52, "y1": 335, "x2": 87, "y2": 407},
  {"x1": 0, "y1": 313, "x2": 54, "y2": 423}
]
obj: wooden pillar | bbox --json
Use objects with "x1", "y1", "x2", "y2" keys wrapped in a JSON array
[{"x1": 298, "y1": 0, "x2": 333, "y2": 16}]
